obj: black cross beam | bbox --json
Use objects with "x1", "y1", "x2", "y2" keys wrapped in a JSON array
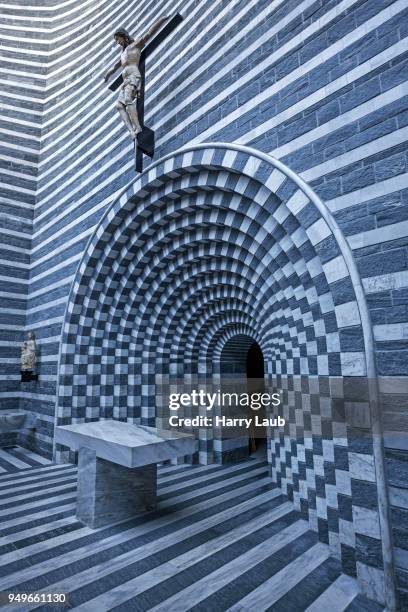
[{"x1": 108, "y1": 13, "x2": 184, "y2": 172}]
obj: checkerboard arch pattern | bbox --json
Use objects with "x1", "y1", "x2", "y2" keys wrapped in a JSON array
[{"x1": 56, "y1": 143, "x2": 386, "y2": 589}]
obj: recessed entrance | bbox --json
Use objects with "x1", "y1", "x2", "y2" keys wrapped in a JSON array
[
  {"x1": 246, "y1": 341, "x2": 267, "y2": 458},
  {"x1": 218, "y1": 335, "x2": 267, "y2": 461}
]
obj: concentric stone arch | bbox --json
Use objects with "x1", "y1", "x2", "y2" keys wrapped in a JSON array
[{"x1": 54, "y1": 142, "x2": 394, "y2": 602}]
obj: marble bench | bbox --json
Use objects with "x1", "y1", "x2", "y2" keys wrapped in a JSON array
[
  {"x1": 0, "y1": 409, "x2": 37, "y2": 433},
  {"x1": 55, "y1": 420, "x2": 195, "y2": 528}
]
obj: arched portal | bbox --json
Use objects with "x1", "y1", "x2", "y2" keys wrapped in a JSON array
[{"x1": 54, "y1": 143, "x2": 394, "y2": 603}]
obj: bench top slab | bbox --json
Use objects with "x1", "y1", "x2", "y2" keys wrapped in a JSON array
[
  {"x1": 0, "y1": 409, "x2": 37, "y2": 432},
  {"x1": 55, "y1": 420, "x2": 195, "y2": 468}
]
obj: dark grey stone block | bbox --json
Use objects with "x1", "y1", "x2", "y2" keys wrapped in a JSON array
[
  {"x1": 356, "y1": 534, "x2": 384, "y2": 569},
  {"x1": 341, "y1": 542, "x2": 357, "y2": 576},
  {"x1": 386, "y1": 450, "x2": 408, "y2": 489},
  {"x1": 342, "y1": 165, "x2": 375, "y2": 194},
  {"x1": 375, "y1": 152, "x2": 406, "y2": 182}
]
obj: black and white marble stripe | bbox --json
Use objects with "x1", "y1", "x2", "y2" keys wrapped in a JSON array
[
  {"x1": 0, "y1": 458, "x2": 383, "y2": 612},
  {"x1": 0, "y1": 446, "x2": 51, "y2": 472}
]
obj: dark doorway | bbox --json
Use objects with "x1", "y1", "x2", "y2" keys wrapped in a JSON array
[
  {"x1": 246, "y1": 341, "x2": 267, "y2": 457},
  {"x1": 246, "y1": 342, "x2": 264, "y2": 378}
]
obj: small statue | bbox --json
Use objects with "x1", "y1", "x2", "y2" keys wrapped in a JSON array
[
  {"x1": 21, "y1": 332, "x2": 37, "y2": 372},
  {"x1": 104, "y1": 16, "x2": 169, "y2": 141}
]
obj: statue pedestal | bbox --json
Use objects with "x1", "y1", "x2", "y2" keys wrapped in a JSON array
[{"x1": 21, "y1": 371, "x2": 38, "y2": 382}]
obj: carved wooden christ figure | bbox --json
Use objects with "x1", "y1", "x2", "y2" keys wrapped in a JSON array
[{"x1": 104, "y1": 16, "x2": 169, "y2": 141}]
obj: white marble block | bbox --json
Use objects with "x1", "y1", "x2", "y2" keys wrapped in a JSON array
[
  {"x1": 55, "y1": 420, "x2": 196, "y2": 467},
  {"x1": 55, "y1": 420, "x2": 195, "y2": 528}
]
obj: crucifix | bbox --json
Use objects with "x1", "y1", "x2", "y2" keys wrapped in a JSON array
[{"x1": 104, "y1": 13, "x2": 184, "y2": 173}]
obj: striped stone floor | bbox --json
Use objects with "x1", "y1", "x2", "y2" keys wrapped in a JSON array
[
  {"x1": 0, "y1": 456, "x2": 383, "y2": 611},
  {"x1": 0, "y1": 446, "x2": 51, "y2": 472}
]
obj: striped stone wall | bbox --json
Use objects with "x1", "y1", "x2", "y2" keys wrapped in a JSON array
[
  {"x1": 1, "y1": 0, "x2": 408, "y2": 607},
  {"x1": 0, "y1": 0, "x2": 45, "y2": 422}
]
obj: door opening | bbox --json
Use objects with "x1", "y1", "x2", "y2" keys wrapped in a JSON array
[{"x1": 246, "y1": 342, "x2": 267, "y2": 457}]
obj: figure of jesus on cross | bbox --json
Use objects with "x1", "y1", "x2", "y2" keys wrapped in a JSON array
[{"x1": 104, "y1": 16, "x2": 169, "y2": 141}]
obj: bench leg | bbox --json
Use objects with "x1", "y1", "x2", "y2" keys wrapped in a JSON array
[{"x1": 76, "y1": 446, "x2": 157, "y2": 528}]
